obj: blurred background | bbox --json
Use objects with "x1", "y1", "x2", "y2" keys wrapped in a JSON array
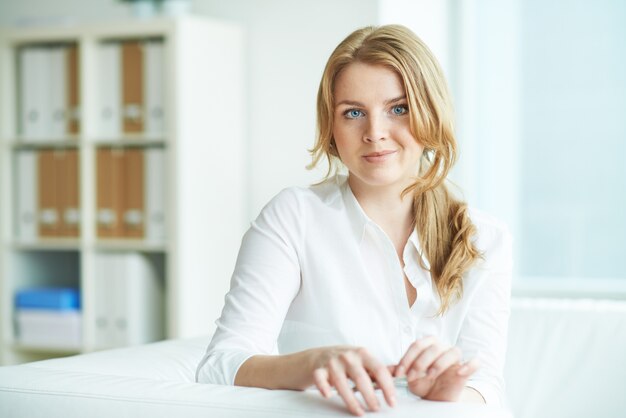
[{"x1": 1, "y1": 0, "x2": 624, "y2": 288}]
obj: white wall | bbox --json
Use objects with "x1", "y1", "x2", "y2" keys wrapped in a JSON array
[{"x1": 0, "y1": 0, "x2": 379, "y2": 220}]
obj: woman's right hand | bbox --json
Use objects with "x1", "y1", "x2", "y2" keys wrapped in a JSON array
[{"x1": 308, "y1": 346, "x2": 397, "y2": 416}]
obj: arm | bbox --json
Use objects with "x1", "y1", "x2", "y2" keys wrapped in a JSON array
[
  {"x1": 392, "y1": 224, "x2": 512, "y2": 404},
  {"x1": 457, "y1": 223, "x2": 513, "y2": 406},
  {"x1": 196, "y1": 189, "x2": 303, "y2": 385},
  {"x1": 234, "y1": 350, "x2": 316, "y2": 390}
]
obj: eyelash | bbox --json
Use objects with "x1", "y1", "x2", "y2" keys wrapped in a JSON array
[{"x1": 342, "y1": 104, "x2": 409, "y2": 119}]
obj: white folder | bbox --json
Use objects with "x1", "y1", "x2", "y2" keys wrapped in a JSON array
[
  {"x1": 48, "y1": 46, "x2": 68, "y2": 139},
  {"x1": 94, "y1": 252, "x2": 115, "y2": 350},
  {"x1": 15, "y1": 150, "x2": 38, "y2": 241},
  {"x1": 98, "y1": 43, "x2": 121, "y2": 138},
  {"x1": 144, "y1": 148, "x2": 166, "y2": 242},
  {"x1": 144, "y1": 41, "x2": 165, "y2": 136},
  {"x1": 111, "y1": 253, "x2": 164, "y2": 347},
  {"x1": 19, "y1": 47, "x2": 51, "y2": 140}
]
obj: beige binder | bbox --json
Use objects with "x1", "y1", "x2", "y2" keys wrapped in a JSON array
[
  {"x1": 122, "y1": 41, "x2": 144, "y2": 133},
  {"x1": 61, "y1": 150, "x2": 80, "y2": 237},
  {"x1": 66, "y1": 44, "x2": 80, "y2": 135},
  {"x1": 97, "y1": 148, "x2": 125, "y2": 238},
  {"x1": 38, "y1": 149, "x2": 59, "y2": 237},
  {"x1": 123, "y1": 148, "x2": 145, "y2": 238}
]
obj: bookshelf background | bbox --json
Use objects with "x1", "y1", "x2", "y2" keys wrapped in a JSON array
[{"x1": 0, "y1": 17, "x2": 245, "y2": 365}]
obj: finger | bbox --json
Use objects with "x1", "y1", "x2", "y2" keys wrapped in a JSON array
[
  {"x1": 424, "y1": 346, "x2": 462, "y2": 381},
  {"x1": 396, "y1": 336, "x2": 437, "y2": 377},
  {"x1": 328, "y1": 359, "x2": 365, "y2": 416},
  {"x1": 359, "y1": 352, "x2": 396, "y2": 408},
  {"x1": 343, "y1": 349, "x2": 379, "y2": 412},
  {"x1": 363, "y1": 358, "x2": 397, "y2": 407},
  {"x1": 313, "y1": 367, "x2": 332, "y2": 398},
  {"x1": 346, "y1": 361, "x2": 380, "y2": 412},
  {"x1": 457, "y1": 357, "x2": 480, "y2": 377},
  {"x1": 407, "y1": 342, "x2": 446, "y2": 381}
]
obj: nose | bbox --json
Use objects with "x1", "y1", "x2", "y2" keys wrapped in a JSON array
[{"x1": 363, "y1": 114, "x2": 388, "y2": 143}]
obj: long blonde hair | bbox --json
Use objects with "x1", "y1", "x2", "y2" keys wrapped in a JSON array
[{"x1": 308, "y1": 24, "x2": 482, "y2": 313}]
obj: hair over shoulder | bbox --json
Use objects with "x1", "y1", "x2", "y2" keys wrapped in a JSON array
[{"x1": 308, "y1": 24, "x2": 482, "y2": 313}]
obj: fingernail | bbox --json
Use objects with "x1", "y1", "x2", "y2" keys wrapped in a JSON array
[
  {"x1": 457, "y1": 365, "x2": 468, "y2": 375},
  {"x1": 390, "y1": 395, "x2": 397, "y2": 407}
]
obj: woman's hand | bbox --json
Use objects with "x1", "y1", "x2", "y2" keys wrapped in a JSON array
[
  {"x1": 393, "y1": 336, "x2": 479, "y2": 402},
  {"x1": 310, "y1": 346, "x2": 397, "y2": 416}
]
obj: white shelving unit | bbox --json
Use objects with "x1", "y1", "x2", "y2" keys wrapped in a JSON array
[{"x1": 0, "y1": 17, "x2": 245, "y2": 365}]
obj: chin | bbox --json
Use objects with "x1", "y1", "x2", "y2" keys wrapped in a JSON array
[{"x1": 353, "y1": 171, "x2": 407, "y2": 189}]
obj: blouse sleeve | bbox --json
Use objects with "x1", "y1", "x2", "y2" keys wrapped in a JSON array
[
  {"x1": 195, "y1": 188, "x2": 303, "y2": 385},
  {"x1": 457, "y1": 221, "x2": 513, "y2": 407}
]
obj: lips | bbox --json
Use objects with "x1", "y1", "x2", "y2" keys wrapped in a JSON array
[{"x1": 363, "y1": 150, "x2": 396, "y2": 163}]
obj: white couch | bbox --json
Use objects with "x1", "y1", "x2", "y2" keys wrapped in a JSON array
[
  {"x1": 504, "y1": 298, "x2": 626, "y2": 418},
  {"x1": 1, "y1": 297, "x2": 625, "y2": 418}
]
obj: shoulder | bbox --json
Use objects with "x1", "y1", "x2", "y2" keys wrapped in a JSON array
[
  {"x1": 261, "y1": 176, "x2": 344, "y2": 215},
  {"x1": 467, "y1": 207, "x2": 513, "y2": 269},
  {"x1": 258, "y1": 176, "x2": 344, "y2": 222}
]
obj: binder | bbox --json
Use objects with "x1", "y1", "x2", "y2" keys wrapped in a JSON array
[
  {"x1": 48, "y1": 46, "x2": 67, "y2": 139},
  {"x1": 144, "y1": 41, "x2": 165, "y2": 135},
  {"x1": 123, "y1": 148, "x2": 145, "y2": 238},
  {"x1": 15, "y1": 150, "x2": 38, "y2": 241},
  {"x1": 61, "y1": 150, "x2": 80, "y2": 237},
  {"x1": 94, "y1": 252, "x2": 115, "y2": 349},
  {"x1": 19, "y1": 47, "x2": 51, "y2": 140},
  {"x1": 144, "y1": 148, "x2": 166, "y2": 241},
  {"x1": 97, "y1": 148, "x2": 124, "y2": 237},
  {"x1": 122, "y1": 41, "x2": 144, "y2": 133},
  {"x1": 94, "y1": 252, "x2": 164, "y2": 348},
  {"x1": 98, "y1": 43, "x2": 121, "y2": 138},
  {"x1": 112, "y1": 253, "x2": 164, "y2": 346},
  {"x1": 66, "y1": 44, "x2": 80, "y2": 135},
  {"x1": 37, "y1": 150, "x2": 60, "y2": 236}
]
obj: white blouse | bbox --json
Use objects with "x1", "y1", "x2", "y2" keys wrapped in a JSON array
[{"x1": 196, "y1": 175, "x2": 513, "y2": 406}]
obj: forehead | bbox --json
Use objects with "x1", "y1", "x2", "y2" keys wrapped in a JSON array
[{"x1": 333, "y1": 62, "x2": 405, "y2": 103}]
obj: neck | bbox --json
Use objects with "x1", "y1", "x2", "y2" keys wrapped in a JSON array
[{"x1": 348, "y1": 175, "x2": 415, "y2": 234}]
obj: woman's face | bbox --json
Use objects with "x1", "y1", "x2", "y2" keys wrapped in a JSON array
[{"x1": 332, "y1": 62, "x2": 424, "y2": 193}]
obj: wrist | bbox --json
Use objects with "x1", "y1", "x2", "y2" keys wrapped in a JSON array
[{"x1": 235, "y1": 349, "x2": 319, "y2": 391}]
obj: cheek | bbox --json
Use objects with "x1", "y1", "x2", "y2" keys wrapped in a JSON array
[{"x1": 333, "y1": 119, "x2": 362, "y2": 144}]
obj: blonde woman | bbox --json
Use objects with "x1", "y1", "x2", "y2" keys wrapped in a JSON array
[{"x1": 197, "y1": 24, "x2": 512, "y2": 416}]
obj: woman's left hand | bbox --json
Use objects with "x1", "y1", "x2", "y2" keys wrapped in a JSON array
[{"x1": 392, "y1": 336, "x2": 479, "y2": 402}]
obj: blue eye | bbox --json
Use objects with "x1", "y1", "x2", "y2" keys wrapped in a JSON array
[
  {"x1": 344, "y1": 109, "x2": 364, "y2": 119},
  {"x1": 392, "y1": 105, "x2": 408, "y2": 115}
]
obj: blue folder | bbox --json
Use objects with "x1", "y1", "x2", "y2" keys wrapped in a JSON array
[{"x1": 15, "y1": 287, "x2": 81, "y2": 310}]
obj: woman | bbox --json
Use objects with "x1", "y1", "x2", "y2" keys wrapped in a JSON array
[{"x1": 196, "y1": 24, "x2": 512, "y2": 416}]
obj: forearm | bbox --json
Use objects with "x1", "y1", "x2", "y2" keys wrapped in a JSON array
[{"x1": 234, "y1": 349, "x2": 317, "y2": 391}]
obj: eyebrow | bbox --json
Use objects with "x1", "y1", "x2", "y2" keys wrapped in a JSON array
[{"x1": 335, "y1": 95, "x2": 407, "y2": 107}]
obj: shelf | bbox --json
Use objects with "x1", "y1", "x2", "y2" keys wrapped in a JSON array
[
  {"x1": 94, "y1": 239, "x2": 167, "y2": 252},
  {"x1": 11, "y1": 343, "x2": 82, "y2": 355},
  {"x1": 11, "y1": 239, "x2": 82, "y2": 251},
  {"x1": 1, "y1": 17, "x2": 245, "y2": 366},
  {"x1": 92, "y1": 137, "x2": 167, "y2": 148},
  {"x1": 10, "y1": 138, "x2": 80, "y2": 149}
]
